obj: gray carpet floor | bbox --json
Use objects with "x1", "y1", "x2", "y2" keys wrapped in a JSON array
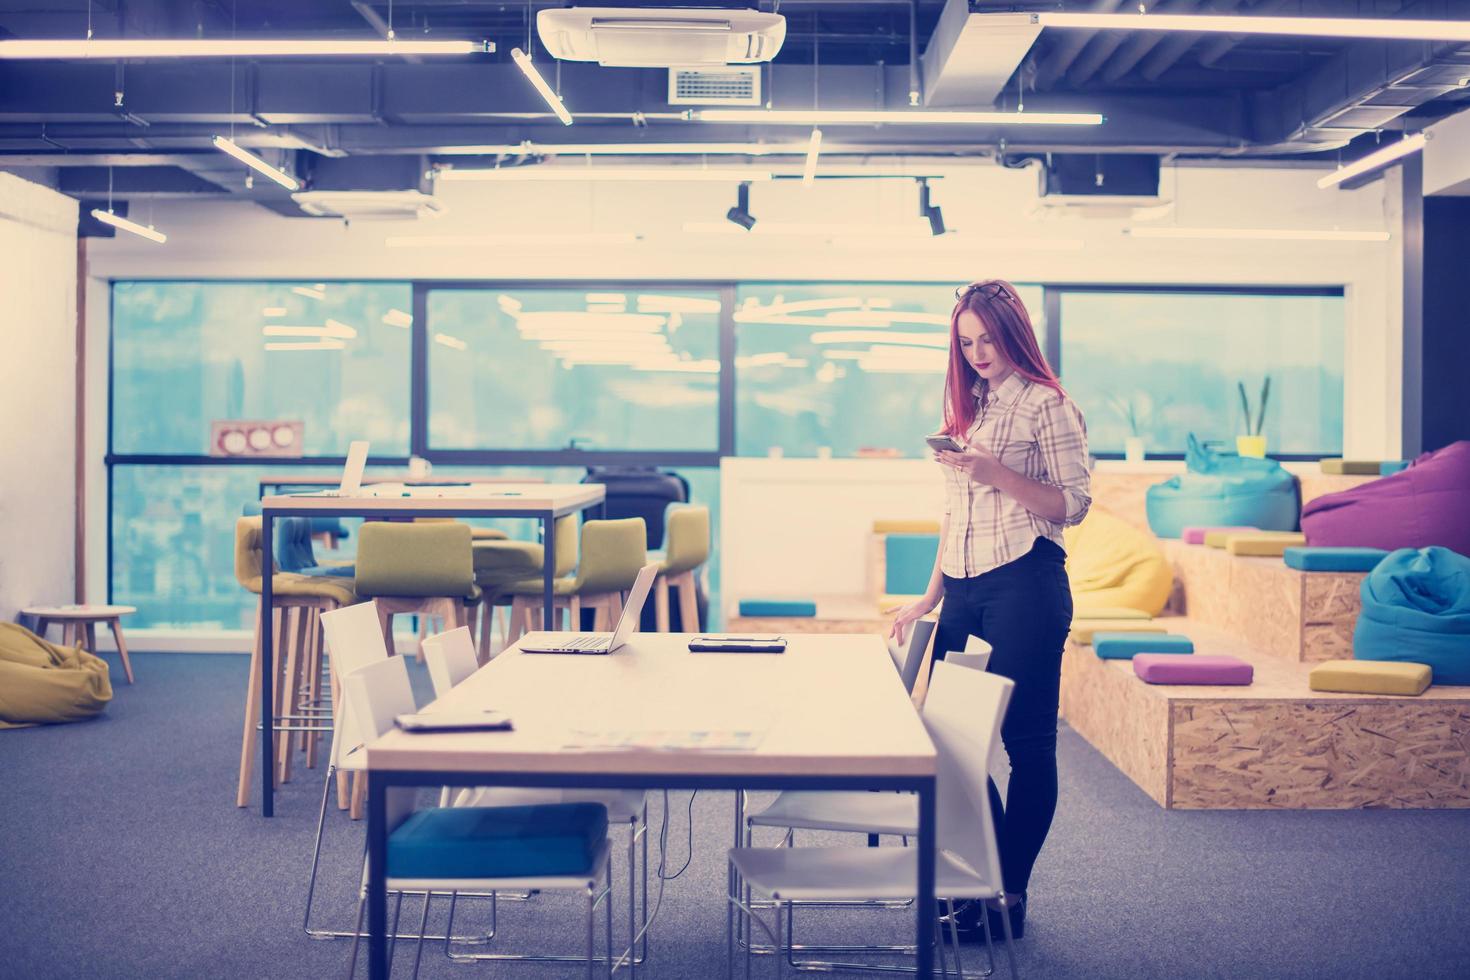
[{"x1": 2, "y1": 651, "x2": 1469, "y2": 980}]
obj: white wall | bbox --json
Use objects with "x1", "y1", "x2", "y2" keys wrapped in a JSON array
[{"x1": 0, "y1": 172, "x2": 78, "y2": 619}]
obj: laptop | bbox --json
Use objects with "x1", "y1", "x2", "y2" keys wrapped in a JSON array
[
  {"x1": 295, "y1": 440, "x2": 368, "y2": 497},
  {"x1": 518, "y1": 564, "x2": 659, "y2": 655}
]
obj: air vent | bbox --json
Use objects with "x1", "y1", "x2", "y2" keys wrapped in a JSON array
[
  {"x1": 668, "y1": 66, "x2": 761, "y2": 106},
  {"x1": 291, "y1": 190, "x2": 445, "y2": 221}
]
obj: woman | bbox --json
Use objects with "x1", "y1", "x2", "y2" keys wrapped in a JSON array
[{"x1": 890, "y1": 279, "x2": 1091, "y2": 941}]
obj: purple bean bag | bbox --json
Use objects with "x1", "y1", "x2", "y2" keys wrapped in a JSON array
[{"x1": 1301, "y1": 441, "x2": 1470, "y2": 556}]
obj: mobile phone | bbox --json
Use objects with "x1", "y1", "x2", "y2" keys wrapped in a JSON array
[
  {"x1": 925, "y1": 434, "x2": 964, "y2": 453},
  {"x1": 395, "y1": 711, "x2": 514, "y2": 733}
]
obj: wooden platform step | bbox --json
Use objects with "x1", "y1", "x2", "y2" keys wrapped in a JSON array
[
  {"x1": 727, "y1": 594, "x2": 891, "y2": 635},
  {"x1": 1161, "y1": 541, "x2": 1365, "y2": 662},
  {"x1": 1059, "y1": 617, "x2": 1470, "y2": 810}
]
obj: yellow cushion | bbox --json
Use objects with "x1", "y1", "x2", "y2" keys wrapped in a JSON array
[
  {"x1": 1308, "y1": 660, "x2": 1431, "y2": 696},
  {"x1": 1069, "y1": 605, "x2": 1152, "y2": 620},
  {"x1": 873, "y1": 519, "x2": 942, "y2": 535},
  {"x1": 1070, "y1": 619, "x2": 1164, "y2": 645},
  {"x1": 1225, "y1": 532, "x2": 1307, "y2": 557},
  {"x1": 1319, "y1": 459, "x2": 1384, "y2": 476},
  {"x1": 1062, "y1": 507, "x2": 1173, "y2": 616}
]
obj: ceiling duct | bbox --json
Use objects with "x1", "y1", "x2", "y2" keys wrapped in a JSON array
[
  {"x1": 1035, "y1": 153, "x2": 1162, "y2": 214},
  {"x1": 537, "y1": 6, "x2": 786, "y2": 67},
  {"x1": 288, "y1": 154, "x2": 442, "y2": 220},
  {"x1": 667, "y1": 66, "x2": 762, "y2": 106}
]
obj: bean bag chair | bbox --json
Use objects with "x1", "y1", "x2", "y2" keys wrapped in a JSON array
[
  {"x1": 1301, "y1": 441, "x2": 1470, "y2": 556},
  {"x1": 1353, "y1": 547, "x2": 1470, "y2": 685},
  {"x1": 1146, "y1": 434, "x2": 1300, "y2": 539},
  {"x1": 1064, "y1": 507, "x2": 1174, "y2": 616},
  {"x1": 0, "y1": 622, "x2": 113, "y2": 728}
]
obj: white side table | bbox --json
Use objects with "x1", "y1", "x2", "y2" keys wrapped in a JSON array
[{"x1": 24, "y1": 604, "x2": 137, "y2": 684}]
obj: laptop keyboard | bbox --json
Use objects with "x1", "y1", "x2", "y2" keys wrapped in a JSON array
[{"x1": 563, "y1": 635, "x2": 609, "y2": 650}]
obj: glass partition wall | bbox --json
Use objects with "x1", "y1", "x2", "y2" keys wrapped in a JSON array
[{"x1": 109, "y1": 280, "x2": 1344, "y2": 629}]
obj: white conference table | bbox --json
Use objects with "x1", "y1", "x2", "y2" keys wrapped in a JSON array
[
  {"x1": 363, "y1": 632, "x2": 941, "y2": 980},
  {"x1": 256, "y1": 483, "x2": 605, "y2": 817}
]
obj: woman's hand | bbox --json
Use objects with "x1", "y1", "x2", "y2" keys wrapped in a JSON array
[
  {"x1": 888, "y1": 593, "x2": 940, "y2": 646},
  {"x1": 936, "y1": 445, "x2": 1009, "y2": 487}
]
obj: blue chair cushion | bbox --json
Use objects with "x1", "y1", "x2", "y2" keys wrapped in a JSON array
[
  {"x1": 884, "y1": 534, "x2": 940, "y2": 596},
  {"x1": 739, "y1": 598, "x2": 817, "y2": 618},
  {"x1": 388, "y1": 803, "x2": 608, "y2": 880},
  {"x1": 1283, "y1": 547, "x2": 1389, "y2": 572},
  {"x1": 1093, "y1": 632, "x2": 1195, "y2": 660}
]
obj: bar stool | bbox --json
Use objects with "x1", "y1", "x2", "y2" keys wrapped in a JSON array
[
  {"x1": 353, "y1": 521, "x2": 481, "y2": 658},
  {"x1": 233, "y1": 516, "x2": 357, "y2": 807},
  {"x1": 472, "y1": 514, "x2": 578, "y2": 662},
  {"x1": 651, "y1": 505, "x2": 710, "y2": 633},
  {"x1": 503, "y1": 518, "x2": 648, "y2": 641}
]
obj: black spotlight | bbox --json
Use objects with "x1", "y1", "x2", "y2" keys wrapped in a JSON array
[
  {"x1": 726, "y1": 181, "x2": 756, "y2": 231},
  {"x1": 917, "y1": 178, "x2": 946, "y2": 236}
]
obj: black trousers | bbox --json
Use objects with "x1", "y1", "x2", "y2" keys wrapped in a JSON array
[{"x1": 935, "y1": 536, "x2": 1072, "y2": 896}]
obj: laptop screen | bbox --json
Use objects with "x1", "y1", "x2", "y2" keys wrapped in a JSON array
[
  {"x1": 340, "y1": 441, "x2": 370, "y2": 495},
  {"x1": 608, "y1": 564, "x2": 660, "y2": 651}
]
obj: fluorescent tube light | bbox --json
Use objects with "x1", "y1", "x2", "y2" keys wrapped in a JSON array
[
  {"x1": 434, "y1": 332, "x2": 469, "y2": 351},
  {"x1": 802, "y1": 128, "x2": 822, "y2": 186},
  {"x1": 385, "y1": 233, "x2": 641, "y2": 247},
  {"x1": 1127, "y1": 227, "x2": 1391, "y2": 242},
  {"x1": 684, "y1": 220, "x2": 932, "y2": 237},
  {"x1": 262, "y1": 306, "x2": 288, "y2": 317},
  {"x1": 264, "y1": 340, "x2": 346, "y2": 352},
  {"x1": 515, "y1": 312, "x2": 665, "y2": 332},
  {"x1": 694, "y1": 109, "x2": 1104, "y2": 126},
  {"x1": 89, "y1": 208, "x2": 166, "y2": 243},
  {"x1": 736, "y1": 297, "x2": 866, "y2": 319},
  {"x1": 636, "y1": 295, "x2": 723, "y2": 314},
  {"x1": 1035, "y1": 12, "x2": 1470, "y2": 43},
  {"x1": 447, "y1": 142, "x2": 811, "y2": 156},
  {"x1": 510, "y1": 47, "x2": 572, "y2": 126},
  {"x1": 810, "y1": 331, "x2": 949, "y2": 347},
  {"x1": 585, "y1": 293, "x2": 626, "y2": 304},
  {"x1": 382, "y1": 309, "x2": 413, "y2": 328},
  {"x1": 291, "y1": 284, "x2": 325, "y2": 300},
  {"x1": 439, "y1": 166, "x2": 774, "y2": 182},
  {"x1": 212, "y1": 135, "x2": 299, "y2": 190},
  {"x1": 0, "y1": 38, "x2": 486, "y2": 59},
  {"x1": 262, "y1": 320, "x2": 357, "y2": 339},
  {"x1": 1317, "y1": 134, "x2": 1429, "y2": 189}
]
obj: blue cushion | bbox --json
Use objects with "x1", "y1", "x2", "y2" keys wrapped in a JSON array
[
  {"x1": 1145, "y1": 435, "x2": 1300, "y2": 539},
  {"x1": 388, "y1": 803, "x2": 608, "y2": 880},
  {"x1": 884, "y1": 534, "x2": 940, "y2": 596},
  {"x1": 300, "y1": 564, "x2": 355, "y2": 578},
  {"x1": 739, "y1": 598, "x2": 816, "y2": 618},
  {"x1": 1283, "y1": 547, "x2": 1389, "y2": 572},
  {"x1": 1093, "y1": 632, "x2": 1195, "y2": 660},
  {"x1": 1354, "y1": 547, "x2": 1470, "y2": 685},
  {"x1": 1379, "y1": 460, "x2": 1410, "y2": 476}
]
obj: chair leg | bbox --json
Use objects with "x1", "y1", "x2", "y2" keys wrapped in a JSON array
[
  {"x1": 676, "y1": 571, "x2": 700, "y2": 632},
  {"x1": 570, "y1": 595, "x2": 582, "y2": 632},
  {"x1": 303, "y1": 609, "x2": 322, "y2": 766},
  {"x1": 278, "y1": 607, "x2": 306, "y2": 784},
  {"x1": 506, "y1": 598, "x2": 528, "y2": 644},
  {"x1": 108, "y1": 618, "x2": 135, "y2": 682},
  {"x1": 235, "y1": 601, "x2": 264, "y2": 808},
  {"x1": 375, "y1": 602, "x2": 395, "y2": 658},
  {"x1": 477, "y1": 598, "x2": 494, "y2": 665},
  {"x1": 83, "y1": 621, "x2": 97, "y2": 654},
  {"x1": 654, "y1": 577, "x2": 671, "y2": 633}
]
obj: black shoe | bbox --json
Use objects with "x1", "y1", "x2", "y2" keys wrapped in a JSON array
[{"x1": 941, "y1": 895, "x2": 1025, "y2": 943}]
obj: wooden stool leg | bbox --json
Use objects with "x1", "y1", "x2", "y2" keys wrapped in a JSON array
[
  {"x1": 506, "y1": 598, "x2": 527, "y2": 644},
  {"x1": 349, "y1": 771, "x2": 366, "y2": 820},
  {"x1": 654, "y1": 577, "x2": 671, "y2": 632},
  {"x1": 107, "y1": 618, "x2": 135, "y2": 684},
  {"x1": 303, "y1": 608, "x2": 322, "y2": 765},
  {"x1": 270, "y1": 608, "x2": 290, "y2": 789},
  {"x1": 677, "y1": 571, "x2": 700, "y2": 632},
  {"x1": 375, "y1": 603, "x2": 394, "y2": 658},
  {"x1": 477, "y1": 598, "x2": 493, "y2": 666},
  {"x1": 278, "y1": 608, "x2": 306, "y2": 784},
  {"x1": 82, "y1": 621, "x2": 97, "y2": 654},
  {"x1": 569, "y1": 595, "x2": 582, "y2": 633},
  {"x1": 236, "y1": 601, "x2": 265, "y2": 807}
]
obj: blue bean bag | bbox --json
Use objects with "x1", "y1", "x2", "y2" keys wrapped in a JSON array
[
  {"x1": 1145, "y1": 435, "x2": 1300, "y2": 539},
  {"x1": 1354, "y1": 547, "x2": 1470, "y2": 685}
]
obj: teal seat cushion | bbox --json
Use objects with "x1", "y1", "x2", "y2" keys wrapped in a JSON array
[
  {"x1": 884, "y1": 534, "x2": 940, "y2": 596},
  {"x1": 739, "y1": 598, "x2": 816, "y2": 617},
  {"x1": 1283, "y1": 547, "x2": 1389, "y2": 572},
  {"x1": 1093, "y1": 632, "x2": 1195, "y2": 660},
  {"x1": 388, "y1": 803, "x2": 608, "y2": 880}
]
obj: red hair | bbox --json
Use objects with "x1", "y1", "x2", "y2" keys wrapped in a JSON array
[{"x1": 941, "y1": 280, "x2": 1065, "y2": 438}]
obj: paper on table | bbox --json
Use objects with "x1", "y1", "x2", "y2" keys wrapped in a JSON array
[{"x1": 561, "y1": 728, "x2": 766, "y2": 752}]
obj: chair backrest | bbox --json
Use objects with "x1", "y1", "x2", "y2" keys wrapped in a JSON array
[
  {"x1": 887, "y1": 617, "x2": 936, "y2": 695},
  {"x1": 234, "y1": 516, "x2": 266, "y2": 591},
  {"x1": 921, "y1": 660, "x2": 1013, "y2": 891},
  {"x1": 320, "y1": 601, "x2": 390, "y2": 766},
  {"x1": 550, "y1": 513, "x2": 578, "y2": 578},
  {"x1": 580, "y1": 466, "x2": 688, "y2": 549},
  {"x1": 421, "y1": 626, "x2": 479, "y2": 699},
  {"x1": 355, "y1": 521, "x2": 475, "y2": 598},
  {"x1": 573, "y1": 517, "x2": 649, "y2": 594},
  {"x1": 944, "y1": 634, "x2": 993, "y2": 674},
  {"x1": 662, "y1": 505, "x2": 711, "y2": 574},
  {"x1": 342, "y1": 655, "x2": 420, "y2": 831}
]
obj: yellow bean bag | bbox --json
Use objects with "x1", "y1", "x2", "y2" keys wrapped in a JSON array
[
  {"x1": 0, "y1": 622, "x2": 113, "y2": 729},
  {"x1": 1064, "y1": 507, "x2": 1174, "y2": 617}
]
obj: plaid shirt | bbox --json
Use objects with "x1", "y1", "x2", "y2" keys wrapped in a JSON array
[{"x1": 941, "y1": 373, "x2": 1091, "y2": 579}]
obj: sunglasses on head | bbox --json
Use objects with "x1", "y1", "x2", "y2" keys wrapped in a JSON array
[{"x1": 955, "y1": 281, "x2": 1015, "y2": 302}]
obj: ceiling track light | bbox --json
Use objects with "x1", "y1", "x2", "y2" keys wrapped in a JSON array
[
  {"x1": 693, "y1": 109, "x2": 1103, "y2": 126},
  {"x1": 1317, "y1": 133, "x2": 1429, "y2": 189},
  {"x1": 917, "y1": 178, "x2": 946, "y2": 237},
  {"x1": 510, "y1": 47, "x2": 572, "y2": 126},
  {"x1": 1126, "y1": 227, "x2": 1391, "y2": 242},
  {"x1": 726, "y1": 182, "x2": 757, "y2": 231},
  {"x1": 437, "y1": 166, "x2": 774, "y2": 182},
  {"x1": 1033, "y1": 12, "x2": 1470, "y2": 43},
  {"x1": 212, "y1": 135, "x2": 300, "y2": 190},
  {"x1": 90, "y1": 207, "x2": 166, "y2": 244},
  {"x1": 0, "y1": 38, "x2": 489, "y2": 59}
]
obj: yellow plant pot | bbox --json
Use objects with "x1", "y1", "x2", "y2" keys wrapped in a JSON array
[{"x1": 1236, "y1": 435, "x2": 1268, "y2": 458}]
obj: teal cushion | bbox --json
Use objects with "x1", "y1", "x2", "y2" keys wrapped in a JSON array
[
  {"x1": 884, "y1": 534, "x2": 940, "y2": 596},
  {"x1": 388, "y1": 803, "x2": 608, "y2": 880},
  {"x1": 739, "y1": 598, "x2": 816, "y2": 617},
  {"x1": 1094, "y1": 632, "x2": 1195, "y2": 660},
  {"x1": 1379, "y1": 460, "x2": 1410, "y2": 475},
  {"x1": 1283, "y1": 547, "x2": 1389, "y2": 572}
]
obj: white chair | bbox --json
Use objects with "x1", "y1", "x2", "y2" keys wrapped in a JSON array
[
  {"x1": 419, "y1": 626, "x2": 652, "y2": 974},
  {"x1": 343, "y1": 656, "x2": 615, "y2": 980},
  {"x1": 728, "y1": 661, "x2": 1019, "y2": 980}
]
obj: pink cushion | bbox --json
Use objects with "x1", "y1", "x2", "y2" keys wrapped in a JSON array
[
  {"x1": 1132, "y1": 653, "x2": 1254, "y2": 685},
  {"x1": 1301, "y1": 441, "x2": 1470, "y2": 555},
  {"x1": 1181, "y1": 525, "x2": 1259, "y2": 545}
]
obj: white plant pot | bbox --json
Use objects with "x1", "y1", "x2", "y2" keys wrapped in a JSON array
[{"x1": 1124, "y1": 436, "x2": 1146, "y2": 463}]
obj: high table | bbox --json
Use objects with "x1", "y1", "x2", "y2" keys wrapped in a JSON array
[
  {"x1": 256, "y1": 473, "x2": 544, "y2": 498},
  {"x1": 363, "y1": 632, "x2": 940, "y2": 980},
  {"x1": 257, "y1": 483, "x2": 605, "y2": 817}
]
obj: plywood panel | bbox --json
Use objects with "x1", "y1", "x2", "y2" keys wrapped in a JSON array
[
  {"x1": 1301, "y1": 572, "x2": 1368, "y2": 662},
  {"x1": 1165, "y1": 543, "x2": 1235, "y2": 626},
  {"x1": 1060, "y1": 639, "x2": 1170, "y2": 806},
  {"x1": 1224, "y1": 558, "x2": 1304, "y2": 661}
]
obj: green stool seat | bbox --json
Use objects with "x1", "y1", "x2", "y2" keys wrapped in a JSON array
[
  {"x1": 739, "y1": 599, "x2": 816, "y2": 618},
  {"x1": 388, "y1": 803, "x2": 609, "y2": 879},
  {"x1": 1093, "y1": 632, "x2": 1194, "y2": 659}
]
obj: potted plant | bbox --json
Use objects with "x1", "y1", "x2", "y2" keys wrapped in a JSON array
[
  {"x1": 1235, "y1": 377, "x2": 1270, "y2": 458},
  {"x1": 1107, "y1": 392, "x2": 1152, "y2": 463}
]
